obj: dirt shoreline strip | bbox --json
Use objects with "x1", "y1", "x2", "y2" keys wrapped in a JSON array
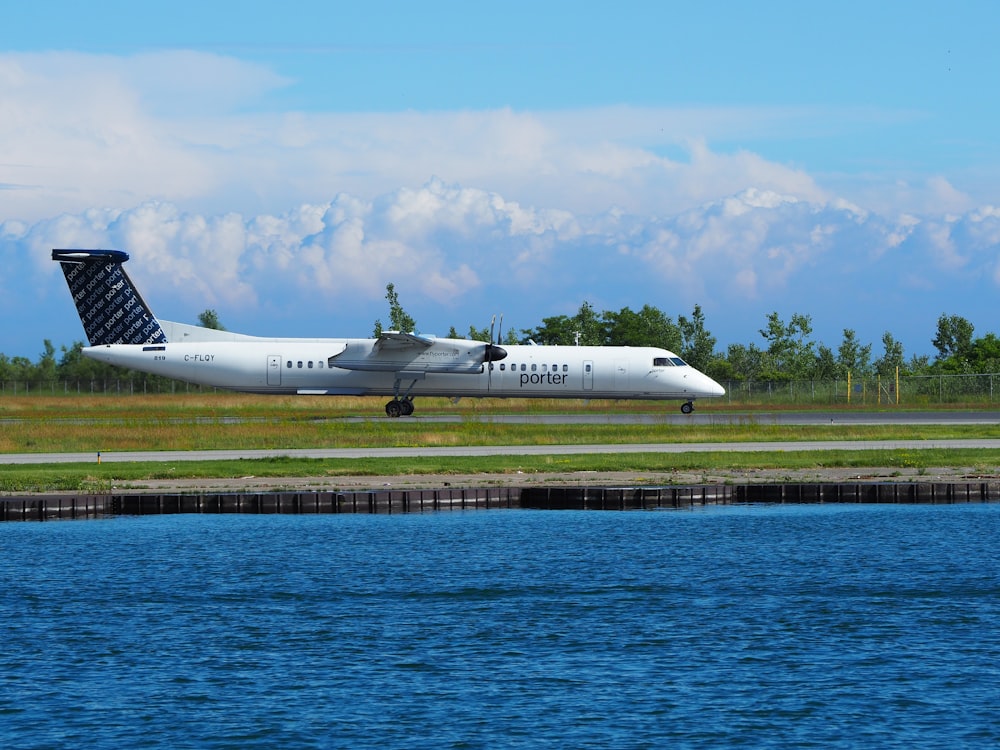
[{"x1": 104, "y1": 466, "x2": 992, "y2": 495}]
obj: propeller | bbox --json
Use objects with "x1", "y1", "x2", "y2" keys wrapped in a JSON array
[{"x1": 484, "y1": 315, "x2": 508, "y2": 391}]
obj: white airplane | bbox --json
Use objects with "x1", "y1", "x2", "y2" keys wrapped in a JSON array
[{"x1": 52, "y1": 249, "x2": 725, "y2": 417}]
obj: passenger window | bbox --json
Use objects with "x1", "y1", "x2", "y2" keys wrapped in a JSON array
[
  {"x1": 521, "y1": 364, "x2": 526, "y2": 372},
  {"x1": 308, "y1": 361, "x2": 313, "y2": 369},
  {"x1": 531, "y1": 364, "x2": 537, "y2": 371},
  {"x1": 542, "y1": 364, "x2": 547, "y2": 372},
  {"x1": 297, "y1": 361, "x2": 303, "y2": 369},
  {"x1": 286, "y1": 361, "x2": 292, "y2": 369},
  {"x1": 500, "y1": 364, "x2": 505, "y2": 371},
  {"x1": 562, "y1": 364, "x2": 568, "y2": 372}
]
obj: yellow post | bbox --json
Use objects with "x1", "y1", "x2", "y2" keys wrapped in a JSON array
[
  {"x1": 896, "y1": 366, "x2": 900, "y2": 405},
  {"x1": 847, "y1": 371, "x2": 851, "y2": 404}
]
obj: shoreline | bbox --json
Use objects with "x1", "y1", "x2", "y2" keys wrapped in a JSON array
[{"x1": 101, "y1": 465, "x2": 992, "y2": 495}]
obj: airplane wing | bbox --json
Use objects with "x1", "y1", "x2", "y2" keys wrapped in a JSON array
[
  {"x1": 328, "y1": 332, "x2": 500, "y2": 375},
  {"x1": 372, "y1": 331, "x2": 436, "y2": 351}
]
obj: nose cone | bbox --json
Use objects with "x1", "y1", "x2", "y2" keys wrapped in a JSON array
[{"x1": 699, "y1": 372, "x2": 726, "y2": 398}]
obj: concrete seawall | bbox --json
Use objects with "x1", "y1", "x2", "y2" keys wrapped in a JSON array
[{"x1": 3, "y1": 480, "x2": 999, "y2": 521}]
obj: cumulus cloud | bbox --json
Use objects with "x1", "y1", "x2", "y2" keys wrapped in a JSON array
[{"x1": 7, "y1": 177, "x2": 1000, "y2": 357}]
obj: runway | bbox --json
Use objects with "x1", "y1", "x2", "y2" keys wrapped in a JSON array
[{"x1": 419, "y1": 410, "x2": 1000, "y2": 426}]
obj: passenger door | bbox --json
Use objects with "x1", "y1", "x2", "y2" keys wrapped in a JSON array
[{"x1": 267, "y1": 355, "x2": 282, "y2": 386}]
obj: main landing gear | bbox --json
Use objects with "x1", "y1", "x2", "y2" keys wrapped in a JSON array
[
  {"x1": 385, "y1": 375, "x2": 421, "y2": 418},
  {"x1": 385, "y1": 397, "x2": 414, "y2": 418},
  {"x1": 680, "y1": 401, "x2": 695, "y2": 414}
]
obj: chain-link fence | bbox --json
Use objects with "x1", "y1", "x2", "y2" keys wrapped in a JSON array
[
  {"x1": 720, "y1": 372, "x2": 1000, "y2": 405},
  {"x1": 0, "y1": 379, "x2": 211, "y2": 395}
]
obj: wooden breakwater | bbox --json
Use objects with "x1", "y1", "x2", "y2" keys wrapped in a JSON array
[
  {"x1": 0, "y1": 487, "x2": 518, "y2": 521},
  {"x1": 2, "y1": 481, "x2": 1000, "y2": 521},
  {"x1": 520, "y1": 481, "x2": 1000, "y2": 510}
]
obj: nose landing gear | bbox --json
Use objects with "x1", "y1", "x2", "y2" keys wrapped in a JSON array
[{"x1": 680, "y1": 401, "x2": 694, "y2": 414}]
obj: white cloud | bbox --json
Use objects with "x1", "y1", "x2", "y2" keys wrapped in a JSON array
[
  {"x1": 17, "y1": 180, "x2": 1000, "y2": 313},
  {"x1": 2, "y1": 49, "x2": 955, "y2": 229}
]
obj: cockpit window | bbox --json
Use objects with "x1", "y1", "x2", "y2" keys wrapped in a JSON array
[{"x1": 653, "y1": 356, "x2": 689, "y2": 367}]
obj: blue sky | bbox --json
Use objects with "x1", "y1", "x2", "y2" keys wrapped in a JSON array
[{"x1": 3, "y1": 1, "x2": 1000, "y2": 361}]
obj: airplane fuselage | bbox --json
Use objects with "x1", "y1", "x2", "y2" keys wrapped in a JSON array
[{"x1": 84, "y1": 338, "x2": 724, "y2": 403}]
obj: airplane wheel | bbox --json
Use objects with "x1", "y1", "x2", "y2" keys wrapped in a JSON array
[
  {"x1": 385, "y1": 400, "x2": 403, "y2": 418},
  {"x1": 681, "y1": 401, "x2": 694, "y2": 415},
  {"x1": 399, "y1": 399, "x2": 414, "y2": 416}
]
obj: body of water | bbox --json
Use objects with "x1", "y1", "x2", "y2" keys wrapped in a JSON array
[{"x1": 2, "y1": 504, "x2": 999, "y2": 748}]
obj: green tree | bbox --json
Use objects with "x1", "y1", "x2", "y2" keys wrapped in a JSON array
[
  {"x1": 932, "y1": 314, "x2": 974, "y2": 363},
  {"x1": 874, "y1": 332, "x2": 906, "y2": 376},
  {"x1": 968, "y1": 333, "x2": 1000, "y2": 372},
  {"x1": 604, "y1": 305, "x2": 680, "y2": 349},
  {"x1": 374, "y1": 283, "x2": 416, "y2": 336},
  {"x1": 522, "y1": 302, "x2": 603, "y2": 345},
  {"x1": 0, "y1": 354, "x2": 17, "y2": 382},
  {"x1": 908, "y1": 353, "x2": 931, "y2": 373},
  {"x1": 198, "y1": 309, "x2": 226, "y2": 330},
  {"x1": 37, "y1": 339, "x2": 57, "y2": 382},
  {"x1": 572, "y1": 302, "x2": 603, "y2": 345},
  {"x1": 836, "y1": 329, "x2": 873, "y2": 377},
  {"x1": 4, "y1": 355, "x2": 34, "y2": 383},
  {"x1": 726, "y1": 342, "x2": 766, "y2": 382},
  {"x1": 57, "y1": 342, "x2": 121, "y2": 381},
  {"x1": 759, "y1": 312, "x2": 816, "y2": 379},
  {"x1": 522, "y1": 314, "x2": 572, "y2": 345},
  {"x1": 467, "y1": 324, "x2": 490, "y2": 342},
  {"x1": 385, "y1": 283, "x2": 416, "y2": 333},
  {"x1": 677, "y1": 304, "x2": 716, "y2": 370},
  {"x1": 813, "y1": 344, "x2": 838, "y2": 380}
]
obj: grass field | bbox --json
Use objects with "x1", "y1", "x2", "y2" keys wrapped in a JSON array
[{"x1": 2, "y1": 394, "x2": 999, "y2": 492}]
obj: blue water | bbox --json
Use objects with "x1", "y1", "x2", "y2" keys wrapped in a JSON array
[{"x1": 2, "y1": 505, "x2": 999, "y2": 749}]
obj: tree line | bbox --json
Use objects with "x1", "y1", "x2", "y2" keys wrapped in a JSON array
[{"x1": 2, "y1": 294, "x2": 996, "y2": 386}]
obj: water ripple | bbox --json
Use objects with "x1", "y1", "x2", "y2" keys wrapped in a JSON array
[{"x1": 2, "y1": 505, "x2": 999, "y2": 748}]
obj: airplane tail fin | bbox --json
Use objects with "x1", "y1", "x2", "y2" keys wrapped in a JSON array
[{"x1": 52, "y1": 249, "x2": 168, "y2": 346}]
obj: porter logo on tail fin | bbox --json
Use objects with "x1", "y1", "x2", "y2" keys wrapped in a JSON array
[{"x1": 52, "y1": 249, "x2": 168, "y2": 346}]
